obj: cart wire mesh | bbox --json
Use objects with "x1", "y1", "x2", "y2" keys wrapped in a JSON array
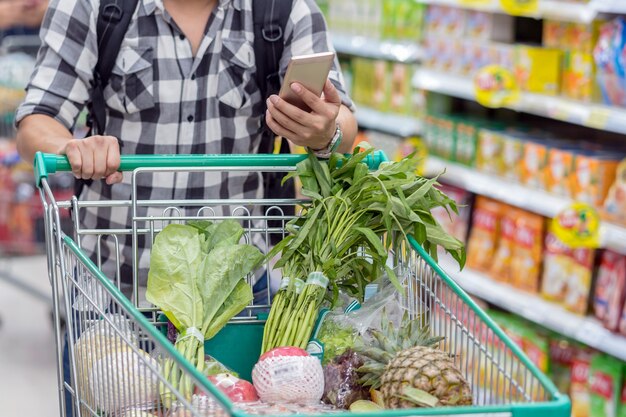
[{"x1": 37, "y1": 154, "x2": 570, "y2": 417}]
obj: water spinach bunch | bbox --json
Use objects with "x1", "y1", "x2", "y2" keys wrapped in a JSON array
[{"x1": 261, "y1": 147, "x2": 465, "y2": 353}]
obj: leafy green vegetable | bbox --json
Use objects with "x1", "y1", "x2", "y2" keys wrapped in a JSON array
[
  {"x1": 262, "y1": 147, "x2": 466, "y2": 354},
  {"x1": 147, "y1": 220, "x2": 262, "y2": 401}
]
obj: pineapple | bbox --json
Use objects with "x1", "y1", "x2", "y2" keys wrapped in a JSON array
[{"x1": 354, "y1": 314, "x2": 472, "y2": 409}]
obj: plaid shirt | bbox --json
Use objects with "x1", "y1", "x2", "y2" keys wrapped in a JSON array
[{"x1": 17, "y1": 0, "x2": 353, "y2": 303}]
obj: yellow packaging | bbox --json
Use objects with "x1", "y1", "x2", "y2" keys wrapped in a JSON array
[
  {"x1": 564, "y1": 247, "x2": 595, "y2": 315},
  {"x1": 562, "y1": 51, "x2": 596, "y2": 102},
  {"x1": 510, "y1": 212, "x2": 544, "y2": 293},
  {"x1": 501, "y1": 133, "x2": 524, "y2": 182},
  {"x1": 467, "y1": 197, "x2": 501, "y2": 272},
  {"x1": 566, "y1": 21, "x2": 602, "y2": 54},
  {"x1": 387, "y1": 63, "x2": 412, "y2": 115},
  {"x1": 572, "y1": 153, "x2": 621, "y2": 207},
  {"x1": 521, "y1": 141, "x2": 549, "y2": 189},
  {"x1": 514, "y1": 46, "x2": 562, "y2": 95},
  {"x1": 476, "y1": 128, "x2": 504, "y2": 175},
  {"x1": 546, "y1": 147, "x2": 575, "y2": 197}
]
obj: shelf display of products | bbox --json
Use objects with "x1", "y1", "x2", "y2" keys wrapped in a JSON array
[{"x1": 423, "y1": 113, "x2": 626, "y2": 220}]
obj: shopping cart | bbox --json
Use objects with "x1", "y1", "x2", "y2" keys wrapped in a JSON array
[{"x1": 35, "y1": 152, "x2": 571, "y2": 417}]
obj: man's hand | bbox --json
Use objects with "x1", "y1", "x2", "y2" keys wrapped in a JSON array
[
  {"x1": 265, "y1": 79, "x2": 341, "y2": 150},
  {"x1": 60, "y1": 136, "x2": 123, "y2": 185}
]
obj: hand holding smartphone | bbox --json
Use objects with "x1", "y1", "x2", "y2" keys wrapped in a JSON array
[{"x1": 278, "y1": 51, "x2": 335, "y2": 112}]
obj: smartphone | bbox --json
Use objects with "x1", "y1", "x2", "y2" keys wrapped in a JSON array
[{"x1": 278, "y1": 51, "x2": 335, "y2": 111}]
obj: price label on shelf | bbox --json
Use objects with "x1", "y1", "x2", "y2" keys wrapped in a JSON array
[
  {"x1": 586, "y1": 108, "x2": 611, "y2": 130},
  {"x1": 500, "y1": 0, "x2": 538, "y2": 15},
  {"x1": 474, "y1": 65, "x2": 520, "y2": 108},
  {"x1": 551, "y1": 203, "x2": 601, "y2": 248}
]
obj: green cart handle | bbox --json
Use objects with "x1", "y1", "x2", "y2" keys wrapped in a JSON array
[{"x1": 34, "y1": 150, "x2": 389, "y2": 187}]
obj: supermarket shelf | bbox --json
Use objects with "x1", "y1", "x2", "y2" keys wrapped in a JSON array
[
  {"x1": 355, "y1": 106, "x2": 422, "y2": 137},
  {"x1": 414, "y1": 69, "x2": 626, "y2": 135},
  {"x1": 440, "y1": 259, "x2": 626, "y2": 362},
  {"x1": 332, "y1": 34, "x2": 423, "y2": 63},
  {"x1": 426, "y1": 157, "x2": 626, "y2": 255},
  {"x1": 417, "y1": 0, "x2": 603, "y2": 23}
]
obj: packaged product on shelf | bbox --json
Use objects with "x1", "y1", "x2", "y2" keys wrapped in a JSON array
[
  {"x1": 544, "y1": 20, "x2": 568, "y2": 49},
  {"x1": 620, "y1": 370, "x2": 626, "y2": 417},
  {"x1": 476, "y1": 128, "x2": 504, "y2": 175},
  {"x1": 620, "y1": 301, "x2": 626, "y2": 336},
  {"x1": 510, "y1": 211, "x2": 545, "y2": 293},
  {"x1": 549, "y1": 337, "x2": 578, "y2": 395},
  {"x1": 467, "y1": 197, "x2": 501, "y2": 272},
  {"x1": 593, "y1": 250, "x2": 626, "y2": 332},
  {"x1": 514, "y1": 45, "x2": 562, "y2": 95},
  {"x1": 435, "y1": 115, "x2": 457, "y2": 161},
  {"x1": 572, "y1": 349, "x2": 593, "y2": 417},
  {"x1": 490, "y1": 205, "x2": 518, "y2": 284},
  {"x1": 521, "y1": 140, "x2": 550, "y2": 189},
  {"x1": 546, "y1": 146, "x2": 576, "y2": 197},
  {"x1": 589, "y1": 353, "x2": 623, "y2": 417},
  {"x1": 465, "y1": 11, "x2": 514, "y2": 43},
  {"x1": 563, "y1": 247, "x2": 595, "y2": 315},
  {"x1": 387, "y1": 63, "x2": 413, "y2": 115},
  {"x1": 541, "y1": 231, "x2": 573, "y2": 303},
  {"x1": 603, "y1": 159, "x2": 626, "y2": 225},
  {"x1": 392, "y1": 0, "x2": 425, "y2": 41},
  {"x1": 455, "y1": 119, "x2": 481, "y2": 166},
  {"x1": 431, "y1": 183, "x2": 472, "y2": 243},
  {"x1": 594, "y1": 18, "x2": 626, "y2": 108},
  {"x1": 442, "y1": 6, "x2": 467, "y2": 38},
  {"x1": 562, "y1": 51, "x2": 596, "y2": 102},
  {"x1": 572, "y1": 151, "x2": 621, "y2": 207},
  {"x1": 501, "y1": 132, "x2": 525, "y2": 182}
]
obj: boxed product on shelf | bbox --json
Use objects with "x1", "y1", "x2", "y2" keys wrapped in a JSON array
[
  {"x1": 467, "y1": 196, "x2": 501, "y2": 272},
  {"x1": 620, "y1": 371, "x2": 626, "y2": 417},
  {"x1": 385, "y1": 0, "x2": 425, "y2": 41},
  {"x1": 514, "y1": 45, "x2": 562, "y2": 95},
  {"x1": 465, "y1": 10, "x2": 514, "y2": 43},
  {"x1": 593, "y1": 250, "x2": 626, "y2": 332},
  {"x1": 603, "y1": 159, "x2": 626, "y2": 225},
  {"x1": 572, "y1": 151, "x2": 622, "y2": 207},
  {"x1": 594, "y1": 17, "x2": 626, "y2": 108},
  {"x1": 501, "y1": 131, "x2": 525, "y2": 182},
  {"x1": 510, "y1": 211, "x2": 545, "y2": 293},
  {"x1": 549, "y1": 337, "x2": 578, "y2": 395},
  {"x1": 589, "y1": 353, "x2": 624, "y2": 417},
  {"x1": 562, "y1": 51, "x2": 596, "y2": 102},
  {"x1": 476, "y1": 128, "x2": 505, "y2": 175},
  {"x1": 572, "y1": 349, "x2": 594, "y2": 417},
  {"x1": 521, "y1": 139, "x2": 550, "y2": 189},
  {"x1": 563, "y1": 247, "x2": 596, "y2": 315},
  {"x1": 387, "y1": 62, "x2": 415, "y2": 115},
  {"x1": 490, "y1": 205, "x2": 518, "y2": 284},
  {"x1": 546, "y1": 144, "x2": 576, "y2": 197},
  {"x1": 425, "y1": 5, "x2": 466, "y2": 38},
  {"x1": 620, "y1": 301, "x2": 626, "y2": 337},
  {"x1": 542, "y1": 231, "x2": 574, "y2": 303}
]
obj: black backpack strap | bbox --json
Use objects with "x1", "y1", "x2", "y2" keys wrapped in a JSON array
[
  {"x1": 89, "y1": 0, "x2": 140, "y2": 136},
  {"x1": 76, "y1": 0, "x2": 138, "y2": 198},
  {"x1": 253, "y1": 0, "x2": 293, "y2": 154}
]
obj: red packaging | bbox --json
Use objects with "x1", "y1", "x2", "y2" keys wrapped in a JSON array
[
  {"x1": 620, "y1": 301, "x2": 626, "y2": 336},
  {"x1": 594, "y1": 250, "x2": 626, "y2": 331}
]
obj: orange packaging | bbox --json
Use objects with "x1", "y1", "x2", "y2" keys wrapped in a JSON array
[
  {"x1": 467, "y1": 197, "x2": 501, "y2": 271},
  {"x1": 521, "y1": 141, "x2": 550, "y2": 189},
  {"x1": 510, "y1": 212, "x2": 545, "y2": 293},
  {"x1": 541, "y1": 231, "x2": 572, "y2": 303},
  {"x1": 572, "y1": 153, "x2": 621, "y2": 207},
  {"x1": 543, "y1": 20, "x2": 567, "y2": 49},
  {"x1": 564, "y1": 247, "x2": 595, "y2": 315},
  {"x1": 490, "y1": 206, "x2": 518, "y2": 283},
  {"x1": 546, "y1": 147, "x2": 575, "y2": 197},
  {"x1": 571, "y1": 350, "x2": 593, "y2": 417}
]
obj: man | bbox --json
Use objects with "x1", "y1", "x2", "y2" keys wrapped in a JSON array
[
  {"x1": 16, "y1": 0, "x2": 357, "y2": 299},
  {"x1": 17, "y1": 0, "x2": 356, "y2": 415}
]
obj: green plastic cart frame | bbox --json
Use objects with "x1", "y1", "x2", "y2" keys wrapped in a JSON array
[{"x1": 35, "y1": 151, "x2": 570, "y2": 417}]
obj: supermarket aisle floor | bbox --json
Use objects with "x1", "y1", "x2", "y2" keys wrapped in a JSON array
[{"x1": 0, "y1": 255, "x2": 59, "y2": 417}]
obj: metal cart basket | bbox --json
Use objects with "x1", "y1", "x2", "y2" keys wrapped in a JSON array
[{"x1": 35, "y1": 152, "x2": 571, "y2": 417}]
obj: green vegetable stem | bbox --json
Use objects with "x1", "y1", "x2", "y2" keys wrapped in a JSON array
[
  {"x1": 261, "y1": 146, "x2": 465, "y2": 354},
  {"x1": 146, "y1": 220, "x2": 263, "y2": 402}
]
